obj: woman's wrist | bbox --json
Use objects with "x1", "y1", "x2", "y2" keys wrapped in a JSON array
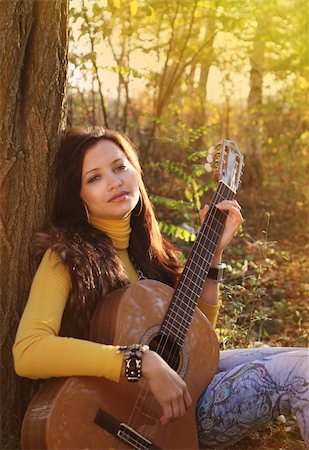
[
  {"x1": 211, "y1": 252, "x2": 223, "y2": 266},
  {"x1": 118, "y1": 344, "x2": 149, "y2": 382}
]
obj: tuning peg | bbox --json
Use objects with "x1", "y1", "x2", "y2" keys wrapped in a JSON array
[
  {"x1": 206, "y1": 154, "x2": 214, "y2": 163},
  {"x1": 204, "y1": 162, "x2": 212, "y2": 172},
  {"x1": 208, "y1": 146, "x2": 215, "y2": 155}
]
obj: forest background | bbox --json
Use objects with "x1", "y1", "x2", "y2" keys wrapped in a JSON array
[{"x1": 1, "y1": 0, "x2": 308, "y2": 449}]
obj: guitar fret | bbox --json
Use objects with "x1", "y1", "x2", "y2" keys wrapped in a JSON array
[
  {"x1": 166, "y1": 308, "x2": 192, "y2": 324},
  {"x1": 160, "y1": 179, "x2": 237, "y2": 346},
  {"x1": 161, "y1": 324, "x2": 188, "y2": 342},
  {"x1": 162, "y1": 300, "x2": 195, "y2": 338},
  {"x1": 167, "y1": 300, "x2": 195, "y2": 324},
  {"x1": 183, "y1": 253, "x2": 214, "y2": 283},
  {"x1": 204, "y1": 214, "x2": 227, "y2": 229},
  {"x1": 191, "y1": 248, "x2": 214, "y2": 264},
  {"x1": 162, "y1": 319, "x2": 189, "y2": 336},
  {"x1": 167, "y1": 296, "x2": 195, "y2": 314},
  {"x1": 205, "y1": 228, "x2": 222, "y2": 239},
  {"x1": 166, "y1": 298, "x2": 195, "y2": 317},
  {"x1": 177, "y1": 280, "x2": 204, "y2": 304},
  {"x1": 161, "y1": 327, "x2": 187, "y2": 344},
  {"x1": 185, "y1": 267, "x2": 205, "y2": 283},
  {"x1": 184, "y1": 263, "x2": 205, "y2": 281},
  {"x1": 183, "y1": 264, "x2": 208, "y2": 281}
]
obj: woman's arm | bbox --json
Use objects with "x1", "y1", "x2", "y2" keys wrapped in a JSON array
[
  {"x1": 197, "y1": 200, "x2": 243, "y2": 320},
  {"x1": 13, "y1": 249, "x2": 192, "y2": 425},
  {"x1": 13, "y1": 249, "x2": 123, "y2": 381}
]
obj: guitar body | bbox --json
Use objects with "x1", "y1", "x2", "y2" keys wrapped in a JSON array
[{"x1": 22, "y1": 280, "x2": 219, "y2": 450}]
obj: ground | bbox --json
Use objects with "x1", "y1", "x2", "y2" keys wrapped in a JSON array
[{"x1": 215, "y1": 181, "x2": 309, "y2": 450}]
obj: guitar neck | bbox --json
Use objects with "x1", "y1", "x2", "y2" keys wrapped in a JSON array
[{"x1": 160, "y1": 181, "x2": 235, "y2": 347}]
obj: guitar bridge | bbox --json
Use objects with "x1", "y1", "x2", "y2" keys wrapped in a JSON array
[
  {"x1": 94, "y1": 408, "x2": 162, "y2": 450},
  {"x1": 118, "y1": 423, "x2": 152, "y2": 448}
]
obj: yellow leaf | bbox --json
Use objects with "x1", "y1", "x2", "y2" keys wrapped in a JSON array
[
  {"x1": 130, "y1": 0, "x2": 138, "y2": 16},
  {"x1": 184, "y1": 189, "x2": 192, "y2": 201}
]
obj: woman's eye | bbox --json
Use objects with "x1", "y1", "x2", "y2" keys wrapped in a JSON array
[
  {"x1": 115, "y1": 165, "x2": 126, "y2": 172},
  {"x1": 88, "y1": 175, "x2": 101, "y2": 183}
]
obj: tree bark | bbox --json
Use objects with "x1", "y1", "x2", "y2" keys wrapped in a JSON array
[
  {"x1": 0, "y1": 1, "x2": 68, "y2": 448},
  {"x1": 244, "y1": 18, "x2": 266, "y2": 187}
]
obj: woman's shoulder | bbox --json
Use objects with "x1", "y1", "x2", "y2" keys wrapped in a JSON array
[
  {"x1": 34, "y1": 247, "x2": 71, "y2": 294},
  {"x1": 33, "y1": 226, "x2": 74, "y2": 286},
  {"x1": 41, "y1": 247, "x2": 64, "y2": 266},
  {"x1": 34, "y1": 225, "x2": 89, "y2": 264}
]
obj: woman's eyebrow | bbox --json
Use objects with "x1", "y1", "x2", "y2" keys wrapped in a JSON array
[
  {"x1": 85, "y1": 168, "x2": 98, "y2": 175},
  {"x1": 84, "y1": 159, "x2": 123, "y2": 177}
]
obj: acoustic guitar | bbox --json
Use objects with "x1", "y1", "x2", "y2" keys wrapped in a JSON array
[{"x1": 21, "y1": 140, "x2": 243, "y2": 450}]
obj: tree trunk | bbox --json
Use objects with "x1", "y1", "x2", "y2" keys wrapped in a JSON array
[
  {"x1": 244, "y1": 18, "x2": 266, "y2": 187},
  {"x1": 0, "y1": 1, "x2": 68, "y2": 448}
]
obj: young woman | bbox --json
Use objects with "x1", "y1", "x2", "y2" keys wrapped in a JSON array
[{"x1": 13, "y1": 127, "x2": 308, "y2": 448}]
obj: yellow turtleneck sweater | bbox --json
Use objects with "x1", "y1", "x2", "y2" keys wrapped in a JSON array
[
  {"x1": 89, "y1": 214, "x2": 138, "y2": 283},
  {"x1": 13, "y1": 216, "x2": 220, "y2": 382}
]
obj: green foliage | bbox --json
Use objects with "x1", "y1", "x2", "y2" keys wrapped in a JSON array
[
  {"x1": 217, "y1": 223, "x2": 308, "y2": 350},
  {"x1": 149, "y1": 194, "x2": 191, "y2": 211},
  {"x1": 66, "y1": 2, "x2": 308, "y2": 446},
  {"x1": 67, "y1": 0, "x2": 308, "y2": 340},
  {"x1": 217, "y1": 232, "x2": 276, "y2": 349},
  {"x1": 68, "y1": 0, "x2": 308, "y2": 134},
  {"x1": 158, "y1": 221, "x2": 196, "y2": 243},
  {"x1": 144, "y1": 125, "x2": 217, "y2": 240}
]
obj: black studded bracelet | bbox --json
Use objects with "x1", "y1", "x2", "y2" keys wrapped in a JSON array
[{"x1": 117, "y1": 344, "x2": 149, "y2": 382}]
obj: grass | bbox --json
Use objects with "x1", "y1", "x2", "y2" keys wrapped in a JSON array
[{"x1": 212, "y1": 179, "x2": 309, "y2": 449}]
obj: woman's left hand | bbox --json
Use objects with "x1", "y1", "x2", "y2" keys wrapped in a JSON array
[{"x1": 199, "y1": 200, "x2": 243, "y2": 263}]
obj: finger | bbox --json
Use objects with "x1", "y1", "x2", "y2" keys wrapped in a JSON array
[
  {"x1": 171, "y1": 398, "x2": 181, "y2": 418},
  {"x1": 184, "y1": 390, "x2": 193, "y2": 409},
  {"x1": 177, "y1": 399, "x2": 186, "y2": 417},
  {"x1": 227, "y1": 206, "x2": 243, "y2": 218},
  {"x1": 216, "y1": 202, "x2": 243, "y2": 219},
  {"x1": 160, "y1": 403, "x2": 173, "y2": 426},
  {"x1": 199, "y1": 204, "x2": 209, "y2": 221},
  {"x1": 216, "y1": 200, "x2": 241, "y2": 210},
  {"x1": 176, "y1": 392, "x2": 191, "y2": 418},
  {"x1": 230, "y1": 200, "x2": 241, "y2": 210},
  {"x1": 226, "y1": 207, "x2": 244, "y2": 226}
]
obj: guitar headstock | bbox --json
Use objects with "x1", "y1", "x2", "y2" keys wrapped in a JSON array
[{"x1": 205, "y1": 139, "x2": 244, "y2": 193}]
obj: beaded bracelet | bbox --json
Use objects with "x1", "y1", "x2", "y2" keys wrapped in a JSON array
[{"x1": 117, "y1": 344, "x2": 150, "y2": 382}]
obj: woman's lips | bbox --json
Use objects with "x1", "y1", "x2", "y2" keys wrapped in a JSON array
[{"x1": 108, "y1": 191, "x2": 129, "y2": 202}]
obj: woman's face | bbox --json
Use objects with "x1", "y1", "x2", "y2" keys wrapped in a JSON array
[{"x1": 80, "y1": 139, "x2": 140, "y2": 220}]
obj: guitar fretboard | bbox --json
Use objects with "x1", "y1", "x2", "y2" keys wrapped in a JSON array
[{"x1": 160, "y1": 181, "x2": 235, "y2": 348}]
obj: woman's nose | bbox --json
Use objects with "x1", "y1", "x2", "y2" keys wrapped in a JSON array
[{"x1": 108, "y1": 173, "x2": 123, "y2": 189}]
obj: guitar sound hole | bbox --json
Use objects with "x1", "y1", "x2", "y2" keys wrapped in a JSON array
[{"x1": 149, "y1": 333, "x2": 180, "y2": 371}]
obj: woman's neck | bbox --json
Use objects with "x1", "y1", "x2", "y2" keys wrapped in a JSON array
[{"x1": 89, "y1": 214, "x2": 131, "y2": 250}]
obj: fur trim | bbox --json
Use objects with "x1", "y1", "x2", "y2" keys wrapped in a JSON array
[{"x1": 34, "y1": 226, "x2": 130, "y2": 338}]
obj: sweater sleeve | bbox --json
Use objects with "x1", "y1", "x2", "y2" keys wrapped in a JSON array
[
  {"x1": 197, "y1": 301, "x2": 220, "y2": 328},
  {"x1": 13, "y1": 249, "x2": 123, "y2": 382}
]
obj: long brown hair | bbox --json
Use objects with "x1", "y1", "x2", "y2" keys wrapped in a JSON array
[{"x1": 51, "y1": 127, "x2": 182, "y2": 287}]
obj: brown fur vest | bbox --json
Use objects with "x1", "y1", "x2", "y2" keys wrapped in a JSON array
[{"x1": 34, "y1": 226, "x2": 131, "y2": 339}]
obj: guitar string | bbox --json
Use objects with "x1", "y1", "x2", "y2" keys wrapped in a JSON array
[
  {"x1": 126, "y1": 186, "x2": 234, "y2": 448},
  {"x1": 123, "y1": 183, "x2": 235, "y2": 447},
  {"x1": 125, "y1": 184, "x2": 235, "y2": 448},
  {"x1": 122, "y1": 183, "x2": 234, "y2": 448},
  {"x1": 161, "y1": 184, "x2": 234, "y2": 345},
  {"x1": 129, "y1": 160, "x2": 241, "y2": 444},
  {"x1": 161, "y1": 186, "x2": 234, "y2": 356}
]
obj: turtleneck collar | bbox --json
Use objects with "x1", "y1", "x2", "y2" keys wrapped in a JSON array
[{"x1": 89, "y1": 214, "x2": 131, "y2": 250}]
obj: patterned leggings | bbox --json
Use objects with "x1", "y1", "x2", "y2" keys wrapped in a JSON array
[{"x1": 196, "y1": 347, "x2": 309, "y2": 448}]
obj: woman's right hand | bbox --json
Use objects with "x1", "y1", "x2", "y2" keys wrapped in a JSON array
[{"x1": 141, "y1": 350, "x2": 192, "y2": 425}]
